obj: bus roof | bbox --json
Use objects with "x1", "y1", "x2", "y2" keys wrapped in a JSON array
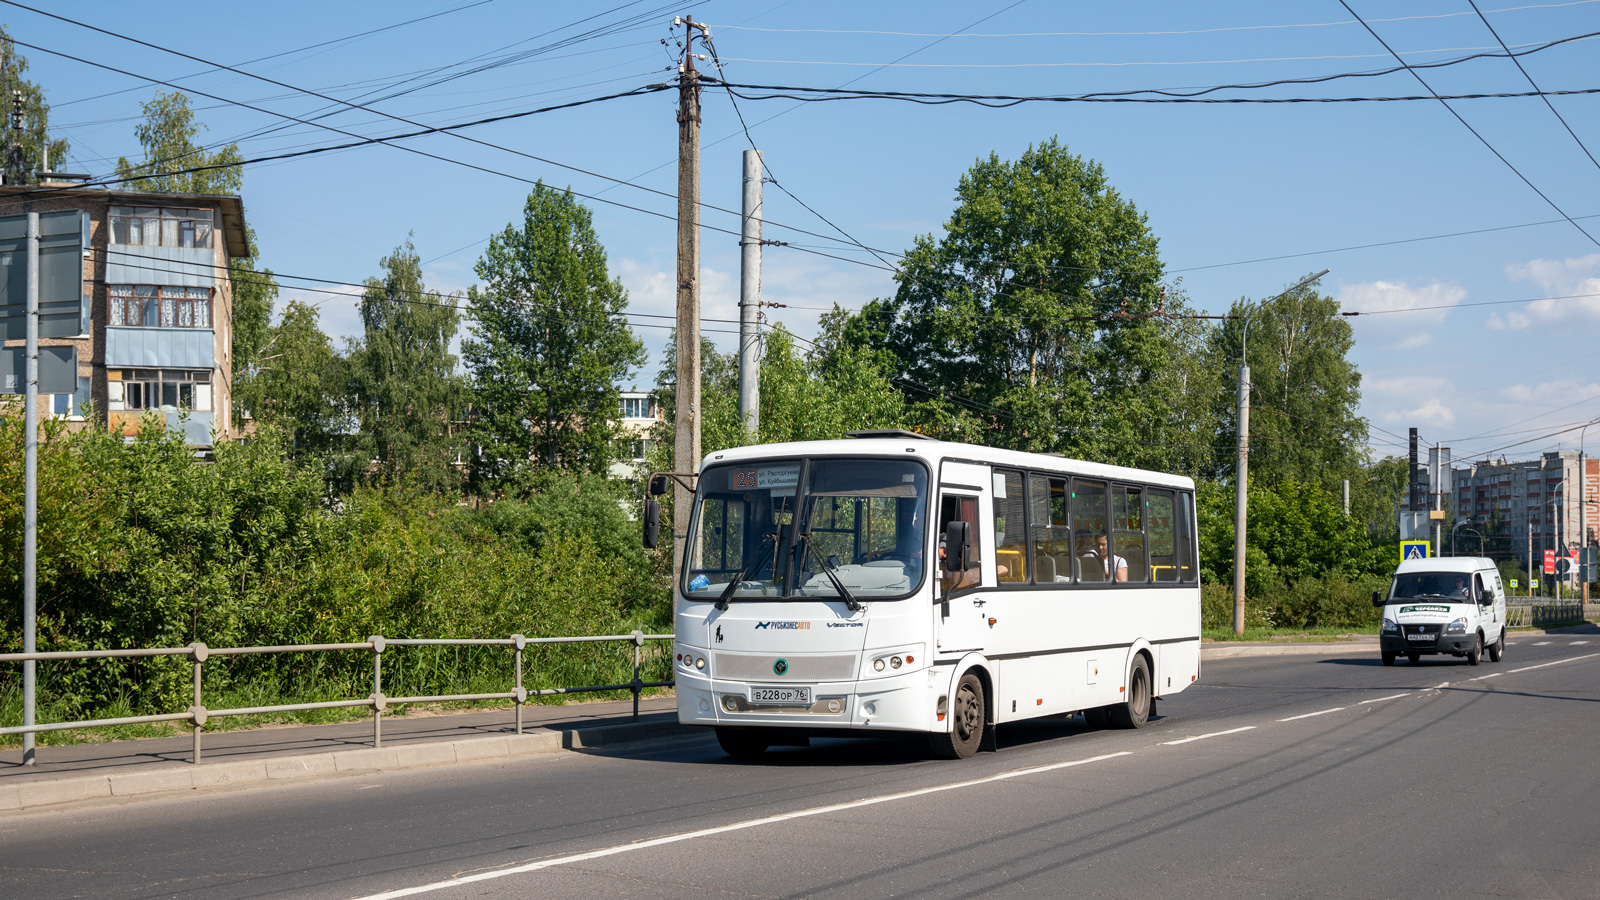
[{"x1": 699, "y1": 437, "x2": 1196, "y2": 490}]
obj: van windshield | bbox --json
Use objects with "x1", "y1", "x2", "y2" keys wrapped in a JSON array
[{"x1": 1389, "y1": 572, "x2": 1473, "y2": 601}]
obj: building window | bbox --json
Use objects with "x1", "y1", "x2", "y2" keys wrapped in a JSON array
[
  {"x1": 107, "y1": 369, "x2": 212, "y2": 412},
  {"x1": 108, "y1": 285, "x2": 212, "y2": 328},
  {"x1": 109, "y1": 207, "x2": 213, "y2": 249},
  {"x1": 621, "y1": 396, "x2": 656, "y2": 419}
]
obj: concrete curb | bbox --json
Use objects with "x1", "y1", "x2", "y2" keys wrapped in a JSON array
[
  {"x1": 1202, "y1": 642, "x2": 1374, "y2": 660},
  {"x1": 2, "y1": 719, "x2": 703, "y2": 813}
]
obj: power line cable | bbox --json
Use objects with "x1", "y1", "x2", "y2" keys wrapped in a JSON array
[
  {"x1": 1468, "y1": 0, "x2": 1600, "y2": 175},
  {"x1": 1336, "y1": 0, "x2": 1600, "y2": 250}
]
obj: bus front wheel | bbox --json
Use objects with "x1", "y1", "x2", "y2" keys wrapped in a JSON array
[
  {"x1": 1108, "y1": 656, "x2": 1151, "y2": 729},
  {"x1": 929, "y1": 673, "x2": 985, "y2": 759}
]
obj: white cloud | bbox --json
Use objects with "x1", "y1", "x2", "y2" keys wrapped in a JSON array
[
  {"x1": 1501, "y1": 253, "x2": 1600, "y2": 327},
  {"x1": 1337, "y1": 280, "x2": 1466, "y2": 349}
]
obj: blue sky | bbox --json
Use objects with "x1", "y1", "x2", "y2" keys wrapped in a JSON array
[{"x1": 14, "y1": 0, "x2": 1600, "y2": 464}]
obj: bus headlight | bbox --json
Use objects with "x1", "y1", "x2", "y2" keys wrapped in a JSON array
[{"x1": 873, "y1": 658, "x2": 886, "y2": 672}]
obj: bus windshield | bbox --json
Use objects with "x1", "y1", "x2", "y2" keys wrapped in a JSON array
[{"x1": 684, "y1": 457, "x2": 929, "y2": 602}]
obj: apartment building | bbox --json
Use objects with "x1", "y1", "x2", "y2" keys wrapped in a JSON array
[
  {"x1": 1452, "y1": 450, "x2": 1600, "y2": 567},
  {"x1": 0, "y1": 181, "x2": 248, "y2": 447},
  {"x1": 609, "y1": 390, "x2": 660, "y2": 480}
]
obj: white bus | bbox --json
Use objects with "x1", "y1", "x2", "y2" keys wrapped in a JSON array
[{"x1": 652, "y1": 432, "x2": 1202, "y2": 759}]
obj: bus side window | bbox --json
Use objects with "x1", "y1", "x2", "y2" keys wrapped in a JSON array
[
  {"x1": 993, "y1": 469, "x2": 1028, "y2": 584},
  {"x1": 1114, "y1": 485, "x2": 1148, "y2": 583},
  {"x1": 1147, "y1": 489, "x2": 1179, "y2": 583},
  {"x1": 1029, "y1": 474, "x2": 1072, "y2": 584},
  {"x1": 1072, "y1": 479, "x2": 1109, "y2": 582},
  {"x1": 1177, "y1": 491, "x2": 1198, "y2": 583}
]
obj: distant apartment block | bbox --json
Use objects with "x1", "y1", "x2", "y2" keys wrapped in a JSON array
[
  {"x1": 0, "y1": 183, "x2": 248, "y2": 446},
  {"x1": 609, "y1": 390, "x2": 660, "y2": 480},
  {"x1": 1452, "y1": 450, "x2": 1599, "y2": 566}
]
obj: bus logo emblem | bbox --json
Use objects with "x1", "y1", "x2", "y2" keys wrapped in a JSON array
[{"x1": 773, "y1": 658, "x2": 789, "y2": 676}]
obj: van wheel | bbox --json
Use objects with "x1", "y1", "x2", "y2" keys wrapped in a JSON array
[
  {"x1": 1488, "y1": 630, "x2": 1504, "y2": 662},
  {"x1": 1466, "y1": 634, "x2": 1483, "y2": 666},
  {"x1": 715, "y1": 727, "x2": 770, "y2": 759},
  {"x1": 928, "y1": 673, "x2": 985, "y2": 759},
  {"x1": 1108, "y1": 656, "x2": 1151, "y2": 729},
  {"x1": 1381, "y1": 650, "x2": 1396, "y2": 667},
  {"x1": 1407, "y1": 653, "x2": 1421, "y2": 664}
]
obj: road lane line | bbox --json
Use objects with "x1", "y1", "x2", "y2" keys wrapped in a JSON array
[
  {"x1": 1571, "y1": 640, "x2": 1591, "y2": 645},
  {"x1": 347, "y1": 751, "x2": 1134, "y2": 899},
  {"x1": 1508, "y1": 653, "x2": 1600, "y2": 674},
  {"x1": 1533, "y1": 641, "x2": 1552, "y2": 645},
  {"x1": 1468, "y1": 672, "x2": 1503, "y2": 681},
  {"x1": 1360, "y1": 693, "x2": 1411, "y2": 704},
  {"x1": 1161, "y1": 726, "x2": 1256, "y2": 745},
  {"x1": 1277, "y1": 707, "x2": 1345, "y2": 722},
  {"x1": 1433, "y1": 682, "x2": 1452, "y2": 690}
]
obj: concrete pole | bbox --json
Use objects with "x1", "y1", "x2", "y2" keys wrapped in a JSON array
[
  {"x1": 1232, "y1": 361, "x2": 1250, "y2": 635},
  {"x1": 738, "y1": 149, "x2": 762, "y2": 437},
  {"x1": 671, "y1": 20, "x2": 703, "y2": 591},
  {"x1": 22, "y1": 205, "x2": 37, "y2": 765}
]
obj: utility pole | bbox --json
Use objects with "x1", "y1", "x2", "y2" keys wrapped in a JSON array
[
  {"x1": 672, "y1": 16, "x2": 706, "y2": 589},
  {"x1": 738, "y1": 148, "x2": 762, "y2": 436},
  {"x1": 21, "y1": 202, "x2": 37, "y2": 766}
]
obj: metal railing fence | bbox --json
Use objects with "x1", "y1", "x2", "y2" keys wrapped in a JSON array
[
  {"x1": 1504, "y1": 600, "x2": 1600, "y2": 628},
  {"x1": 0, "y1": 632, "x2": 674, "y2": 765}
]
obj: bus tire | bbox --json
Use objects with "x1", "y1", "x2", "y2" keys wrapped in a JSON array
[
  {"x1": 1082, "y1": 707, "x2": 1111, "y2": 729},
  {"x1": 929, "y1": 673, "x2": 985, "y2": 759},
  {"x1": 715, "y1": 727, "x2": 770, "y2": 759},
  {"x1": 1108, "y1": 655, "x2": 1151, "y2": 729}
]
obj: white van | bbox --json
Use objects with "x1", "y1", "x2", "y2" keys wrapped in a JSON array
[{"x1": 1373, "y1": 557, "x2": 1507, "y2": 666}]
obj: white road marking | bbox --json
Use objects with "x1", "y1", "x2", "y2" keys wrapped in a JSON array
[
  {"x1": 1433, "y1": 682, "x2": 1452, "y2": 690},
  {"x1": 1360, "y1": 693, "x2": 1411, "y2": 704},
  {"x1": 1277, "y1": 707, "x2": 1345, "y2": 722},
  {"x1": 1508, "y1": 653, "x2": 1600, "y2": 674},
  {"x1": 347, "y1": 751, "x2": 1134, "y2": 899},
  {"x1": 1533, "y1": 641, "x2": 1552, "y2": 645},
  {"x1": 1570, "y1": 640, "x2": 1591, "y2": 645},
  {"x1": 1161, "y1": 726, "x2": 1257, "y2": 745},
  {"x1": 1468, "y1": 672, "x2": 1503, "y2": 681}
]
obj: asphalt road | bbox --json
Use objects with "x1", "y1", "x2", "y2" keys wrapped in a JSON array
[{"x1": 4, "y1": 635, "x2": 1598, "y2": 900}]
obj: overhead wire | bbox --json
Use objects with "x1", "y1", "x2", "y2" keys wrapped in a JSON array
[
  {"x1": 1336, "y1": 0, "x2": 1600, "y2": 250},
  {"x1": 1468, "y1": 0, "x2": 1600, "y2": 175}
]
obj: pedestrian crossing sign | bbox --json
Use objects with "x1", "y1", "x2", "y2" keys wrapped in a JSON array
[{"x1": 1401, "y1": 541, "x2": 1430, "y2": 561}]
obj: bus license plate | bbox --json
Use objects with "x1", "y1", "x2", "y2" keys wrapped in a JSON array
[{"x1": 750, "y1": 685, "x2": 812, "y2": 706}]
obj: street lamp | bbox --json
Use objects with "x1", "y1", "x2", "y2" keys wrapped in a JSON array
[{"x1": 1450, "y1": 520, "x2": 1482, "y2": 557}]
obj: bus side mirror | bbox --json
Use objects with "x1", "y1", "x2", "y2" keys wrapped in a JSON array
[
  {"x1": 1371, "y1": 590, "x2": 1385, "y2": 608},
  {"x1": 648, "y1": 474, "x2": 671, "y2": 497},
  {"x1": 942, "y1": 521, "x2": 970, "y2": 573},
  {"x1": 643, "y1": 499, "x2": 660, "y2": 549}
]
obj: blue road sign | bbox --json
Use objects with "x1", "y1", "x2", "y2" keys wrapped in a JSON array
[{"x1": 1401, "y1": 540, "x2": 1430, "y2": 561}]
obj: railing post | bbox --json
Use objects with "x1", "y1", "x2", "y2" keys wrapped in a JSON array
[
  {"x1": 512, "y1": 634, "x2": 526, "y2": 735},
  {"x1": 188, "y1": 642, "x2": 208, "y2": 765},
  {"x1": 631, "y1": 630, "x2": 644, "y2": 721},
  {"x1": 369, "y1": 636, "x2": 386, "y2": 748}
]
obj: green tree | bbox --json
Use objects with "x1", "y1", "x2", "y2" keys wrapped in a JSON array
[
  {"x1": 0, "y1": 28, "x2": 69, "y2": 185},
  {"x1": 463, "y1": 184, "x2": 644, "y2": 485},
  {"x1": 114, "y1": 91, "x2": 242, "y2": 194},
  {"x1": 237, "y1": 300, "x2": 346, "y2": 456},
  {"x1": 348, "y1": 237, "x2": 465, "y2": 492},
  {"x1": 1207, "y1": 274, "x2": 1367, "y2": 487},
  {"x1": 843, "y1": 138, "x2": 1205, "y2": 470}
]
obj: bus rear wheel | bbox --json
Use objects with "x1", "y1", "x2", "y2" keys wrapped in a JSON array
[
  {"x1": 715, "y1": 726, "x2": 770, "y2": 759},
  {"x1": 929, "y1": 673, "x2": 985, "y2": 759},
  {"x1": 1108, "y1": 656, "x2": 1151, "y2": 729}
]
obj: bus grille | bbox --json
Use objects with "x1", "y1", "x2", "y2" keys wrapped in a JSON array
[{"x1": 713, "y1": 652, "x2": 857, "y2": 681}]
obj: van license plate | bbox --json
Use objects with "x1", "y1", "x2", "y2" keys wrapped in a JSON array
[
  {"x1": 750, "y1": 686, "x2": 812, "y2": 706},
  {"x1": 1407, "y1": 634, "x2": 1434, "y2": 641}
]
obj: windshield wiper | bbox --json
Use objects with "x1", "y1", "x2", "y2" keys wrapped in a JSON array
[
  {"x1": 800, "y1": 534, "x2": 863, "y2": 612},
  {"x1": 716, "y1": 531, "x2": 779, "y2": 611}
]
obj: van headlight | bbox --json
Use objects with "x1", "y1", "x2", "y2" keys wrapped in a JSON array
[
  {"x1": 1382, "y1": 618, "x2": 1398, "y2": 633},
  {"x1": 1445, "y1": 617, "x2": 1468, "y2": 634}
]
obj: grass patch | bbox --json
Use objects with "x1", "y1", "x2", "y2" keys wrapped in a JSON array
[{"x1": 1203, "y1": 625, "x2": 1371, "y2": 643}]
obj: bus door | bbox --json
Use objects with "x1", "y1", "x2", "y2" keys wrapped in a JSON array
[{"x1": 934, "y1": 484, "x2": 989, "y2": 656}]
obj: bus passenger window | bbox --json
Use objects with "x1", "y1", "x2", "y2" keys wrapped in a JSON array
[
  {"x1": 1029, "y1": 475, "x2": 1072, "y2": 584},
  {"x1": 1146, "y1": 490, "x2": 1179, "y2": 583},
  {"x1": 1072, "y1": 480, "x2": 1116, "y2": 582},
  {"x1": 993, "y1": 469, "x2": 1027, "y2": 584},
  {"x1": 1114, "y1": 486, "x2": 1148, "y2": 583},
  {"x1": 1177, "y1": 492, "x2": 1198, "y2": 583}
]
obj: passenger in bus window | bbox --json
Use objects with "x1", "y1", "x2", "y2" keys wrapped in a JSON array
[{"x1": 1084, "y1": 533, "x2": 1128, "y2": 583}]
